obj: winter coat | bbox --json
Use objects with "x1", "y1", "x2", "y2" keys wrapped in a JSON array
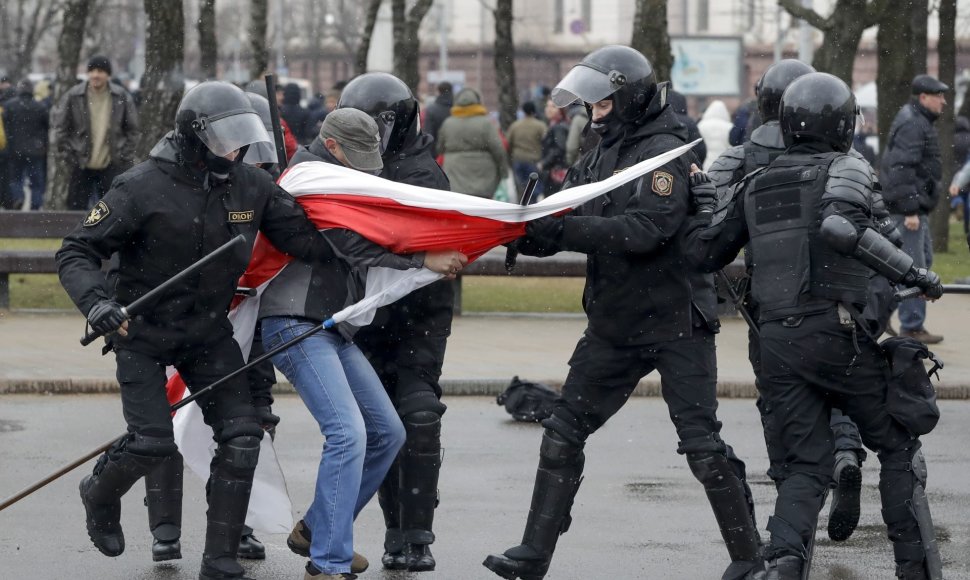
[
  {"x1": 1, "y1": 92, "x2": 49, "y2": 158},
  {"x1": 880, "y1": 101, "x2": 942, "y2": 215},
  {"x1": 53, "y1": 80, "x2": 138, "y2": 169},
  {"x1": 506, "y1": 116, "x2": 546, "y2": 163},
  {"x1": 279, "y1": 84, "x2": 311, "y2": 145},
  {"x1": 697, "y1": 100, "x2": 733, "y2": 171},
  {"x1": 436, "y1": 88, "x2": 508, "y2": 198}
]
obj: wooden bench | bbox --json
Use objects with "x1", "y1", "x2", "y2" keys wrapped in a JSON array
[{"x1": 0, "y1": 211, "x2": 86, "y2": 308}]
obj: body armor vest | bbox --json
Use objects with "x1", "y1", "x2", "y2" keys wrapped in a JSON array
[{"x1": 744, "y1": 153, "x2": 872, "y2": 322}]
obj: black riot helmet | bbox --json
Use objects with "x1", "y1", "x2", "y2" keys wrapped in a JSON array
[
  {"x1": 551, "y1": 45, "x2": 657, "y2": 124},
  {"x1": 174, "y1": 81, "x2": 271, "y2": 173},
  {"x1": 779, "y1": 72, "x2": 859, "y2": 153},
  {"x1": 755, "y1": 59, "x2": 815, "y2": 122},
  {"x1": 243, "y1": 92, "x2": 279, "y2": 165},
  {"x1": 337, "y1": 72, "x2": 419, "y2": 157}
]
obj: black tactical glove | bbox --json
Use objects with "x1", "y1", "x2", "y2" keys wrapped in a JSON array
[
  {"x1": 526, "y1": 215, "x2": 565, "y2": 246},
  {"x1": 689, "y1": 170, "x2": 717, "y2": 217},
  {"x1": 86, "y1": 299, "x2": 127, "y2": 335},
  {"x1": 903, "y1": 267, "x2": 944, "y2": 300}
]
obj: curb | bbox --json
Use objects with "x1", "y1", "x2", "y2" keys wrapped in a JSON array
[{"x1": 2, "y1": 378, "x2": 969, "y2": 400}]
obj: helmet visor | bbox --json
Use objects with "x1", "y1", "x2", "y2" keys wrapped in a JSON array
[
  {"x1": 195, "y1": 110, "x2": 272, "y2": 157},
  {"x1": 374, "y1": 110, "x2": 397, "y2": 155},
  {"x1": 243, "y1": 140, "x2": 278, "y2": 164},
  {"x1": 551, "y1": 63, "x2": 619, "y2": 108}
]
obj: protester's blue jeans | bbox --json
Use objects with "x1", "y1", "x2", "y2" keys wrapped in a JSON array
[
  {"x1": 512, "y1": 160, "x2": 543, "y2": 201},
  {"x1": 893, "y1": 214, "x2": 933, "y2": 332},
  {"x1": 262, "y1": 317, "x2": 405, "y2": 574}
]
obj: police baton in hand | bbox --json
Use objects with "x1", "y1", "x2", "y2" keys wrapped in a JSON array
[
  {"x1": 1, "y1": 315, "x2": 334, "y2": 513},
  {"x1": 895, "y1": 284, "x2": 970, "y2": 302},
  {"x1": 80, "y1": 234, "x2": 247, "y2": 346},
  {"x1": 505, "y1": 172, "x2": 540, "y2": 273},
  {"x1": 264, "y1": 74, "x2": 288, "y2": 172}
]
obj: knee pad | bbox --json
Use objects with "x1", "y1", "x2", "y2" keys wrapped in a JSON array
[
  {"x1": 216, "y1": 415, "x2": 265, "y2": 443},
  {"x1": 540, "y1": 406, "x2": 590, "y2": 448},
  {"x1": 403, "y1": 411, "x2": 442, "y2": 451},
  {"x1": 539, "y1": 429, "x2": 584, "y2": 470},
  {"x1": 126, "y1": 432, "x2": 179, "y2": 458},
  {"x1": 217, "y1": 435, "x2": 261, "y2": 477},
  {"x1": 397, "y1": 384, "x2": 447, "y2": 417},
  {"x1": 677, "y1": 433, "x2": 726, "y2": 455},
  {"x1": 685, "y1": 450, "x2": 734, "y2": 487}
]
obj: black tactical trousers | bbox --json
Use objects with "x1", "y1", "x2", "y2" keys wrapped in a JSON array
[
  {"x1": 115, "y1": 332, "x2": 258, "y2": 451},
  {"x1": 758, "y1": 308, "x2": 919, "y2": 558}
]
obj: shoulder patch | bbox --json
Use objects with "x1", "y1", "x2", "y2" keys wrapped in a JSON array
[
  {"x1": 651, "y1": 171, "x2": 674, "y2": 196},
  {"x1": 83, "y1": 201, "x2": 111, "y2": 227}
]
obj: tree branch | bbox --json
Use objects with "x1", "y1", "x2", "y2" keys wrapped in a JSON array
[
  {"x1": 778, "y1": 0, "x2": 832, "y2": 31},
  {"x1": 408, "y1": 0, "x2": 435, "y2": 25}
]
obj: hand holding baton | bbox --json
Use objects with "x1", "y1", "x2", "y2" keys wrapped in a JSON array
[
  {"x1": 895, "y1": 284, "x2": 970, "y2": 302},
  {"x1": 80, "y1": 235, "x2": 248, "y2": 346}
]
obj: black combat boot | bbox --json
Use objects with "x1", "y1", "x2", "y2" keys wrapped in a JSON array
[
  {"x1": 378, "y1": 459, "x2": 407, "y2": 570},
  {"x1": 828, "y1": 450, "x2": 862, "y2": 542},
  {"x1": 686, "y1": 451, "x2": 764, "y2": 580},
  {"x1": 145, "y1": 453, "x2": 183, "y2": 562},
  {"x1": 237, "y1": 526, "x2": 265, "y2": 560},
  {"x1": 483, "y1": 431, "x2": 584, "y2": 580},
  {"x1": 399, "y1": 411, "x2": 443, "y2": 572},
  {"x1": 80, "y1": 451, "x2": 159, "y2": 557}
]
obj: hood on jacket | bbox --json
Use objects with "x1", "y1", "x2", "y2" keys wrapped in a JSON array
[
  {"x1": 455, "y1": 88, "x2": 483, "y2": 107},
  {"x1": 701, "y1": 100, "x2": 731, "y2": 123},
  {"x1": 667, "y1": 90, "x2": 689, "y2": 116}
]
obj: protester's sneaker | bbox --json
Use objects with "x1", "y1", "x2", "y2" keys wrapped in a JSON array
[
  {"x1": 828, "y1": 451, "x2": 862, "y2": 542},
  {"x1": 288, "y1": 520, "x2": 368, "y2": 573},
  {"x1": 901, "y1": 328, "x2": 944, "y2": 344},
  {"x1": 303, "y1": 561, "x2": 357, "y2": 580}
]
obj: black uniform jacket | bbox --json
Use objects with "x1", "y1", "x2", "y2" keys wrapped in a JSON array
[
  {"x1": 879, "y1": 101, "x2": 942, "y2": 216},
  {"x1": 526, "y1": 105, "x2": 719, "y2": 346},
  {"x1": 56, "y1": 134, "x2": 336, "y2": 354}
]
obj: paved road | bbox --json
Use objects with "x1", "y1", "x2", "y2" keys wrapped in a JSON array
[{"x1": 1, "y1": 395, "x2": 968, "y2": 579}]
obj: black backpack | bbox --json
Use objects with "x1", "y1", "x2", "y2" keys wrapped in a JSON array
[{"x1": 497, "y1": 376, "x2": 560, "y2": 422}]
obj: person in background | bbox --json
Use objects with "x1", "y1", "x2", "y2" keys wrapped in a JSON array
[
  {"x1": 697, "y1": 100, "x2": 733, "y2": 171},
  {"x1": 423, "y1": 81, "x2": 453, "y2": 144},
  {"x1": 536, "y1": 99, "x2": 570, "y2": 199},
  {"x1": 2, "y1": 79, "x2": 48, "y2": 210},
  {"x1": 506, "y1": 101, "x2": 547, "y2": 198},
  {"x1": 435, "y1": 87, "x2": 507, "y2": 198},
  {"x1": 53, "y1": 55, "x2": 138, "y2": 210},
  {"x1": 280, "y1": 83, "x2": 312, "y2": 145},
  {"x1": 564, "y1": 103, "x2": 591, "y2": 166}
]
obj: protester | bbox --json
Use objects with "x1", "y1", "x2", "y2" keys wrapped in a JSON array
[
  {"x1": 261, "y1": 107, "x2": 465, "y2": 580},
  {"x1": 436, "y1": 87, "x2": 508, "y2": 198},
  {"x1": 697, "y1": 99, "x2": 733, "y2": 170},
  {"x1": 2, "y1": 79, "x2": 49, "y2": 209},
  {"x1": 53, "y1": 56, "x2": 138, "y2": 210},
  {"x1": 423, "y1": 81, "x2": 453, "y2": 143}
]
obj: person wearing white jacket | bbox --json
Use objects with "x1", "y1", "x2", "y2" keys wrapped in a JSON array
[{"x1": 697, "y1": 100, "x2": 734, "y2": 170}]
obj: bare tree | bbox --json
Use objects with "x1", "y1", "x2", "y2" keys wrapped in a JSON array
[
  {"x1": 198, "y1": 0, "x2": 217, "y2": 79},
  {"x1": 492, "y1": 0, "x2": 517, "y2": 132},
  {"x1": 136, "y1": 0, "x2": 185, "y2": 159},
  {"x1": 249, "y1": 0, "x2": 268, "y2": 79},
  {"x1": 931, "y1": 0, "x2": 956, "y2": 253},
  {"x1": 631, "y1": 0, "x2": 672, "y2": 82},
  {"x1": 0, "y1": 0, "x2": 62, "y2": 82},
  {"x1": 875, "y1": 1, "x2": 924, "y2": 154},
  {"x1": 47, "y1": 0, "x2": 93, "y2": 210},
  {"x1": 778, "y1": 0, "x2": 889, "y2": 84},
  {"x1": 391, "y1": 0, "x2": 434, "y2": 94},
  {"x1": 355, "y1": 0, "x2": 383, "y2": 76}
]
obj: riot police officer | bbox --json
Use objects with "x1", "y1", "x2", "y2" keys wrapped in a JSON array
[
  {"x1": 139, "y1": 91, "x2": 284, "y2": 565},
  {"x1": 336, "y1": 72, "x2": 454, "y2": 572},
  {"x1": 686, "y1": 72, "x2": 943, "y2": 580},
  {"x1": 482, "y1": 46, "x2": 762, "y2": 580},
  {"x1": 57, "y1": 81, "x2": 341, "y2": 580},
  {"x1": 706, "y1": 59, "x2": 873, "y2": 543}
]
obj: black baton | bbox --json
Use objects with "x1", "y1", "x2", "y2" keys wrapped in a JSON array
[
  {"x1": 80, "y1": 235, "x2": 247, "y2": 346},
  {"x1": 505, "y1": 172, "x2": 540, "y2": 273},
  {"x1": 895, "y1": 283, "x2": 970, "y2": 302},
  {"x1": 264, "y1": 74, "x2": 288, "y2": 172}
]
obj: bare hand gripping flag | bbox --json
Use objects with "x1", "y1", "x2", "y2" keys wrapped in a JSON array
[{"x1": 169, "y1": 140, "x2": 699, "y2": 532}]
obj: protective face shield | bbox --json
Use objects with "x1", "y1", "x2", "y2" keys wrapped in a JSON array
[
  {"x1": 337, "y1": 72, "x2": 419, "y2": 157},
  {"x1": 191, "y1": 110, "x2": 270, "y2": 158},
  {"x1": 779, "y1": 72, "x2": 858, "y2": 152},
  {"x1": 243, "y1": 92, "x2": 279, "y2": 165},
  {"x1": 551, "y1": 45, "x2": 656, "y2": 125}
]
